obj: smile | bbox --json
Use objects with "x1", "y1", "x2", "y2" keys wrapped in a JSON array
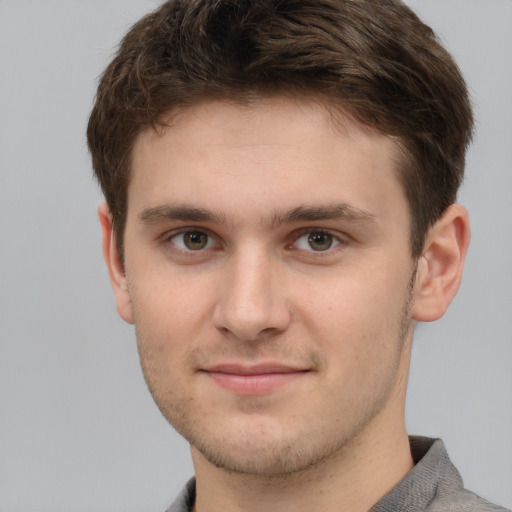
[{"x1": 201, "y1": 364, "x2": 309, "y2": 395}]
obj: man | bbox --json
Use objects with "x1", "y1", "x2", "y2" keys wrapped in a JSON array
[{"x1": 87, "y1": 1, "x2": 508, "y2": 510}]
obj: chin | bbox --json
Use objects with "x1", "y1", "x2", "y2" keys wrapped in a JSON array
[
  {"x1": 187, "y1": 423, "x2": 346, "y2": 478},
  {"x1": 196, "y1": 443, "x2": 325, "y2": 477}
]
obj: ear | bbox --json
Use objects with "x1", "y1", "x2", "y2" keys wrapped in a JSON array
[
  {"x1": 413, "y1": 204, "x2": 470, "y2": 322},
  {"x1": 98, "y1": 203, "x2": 134, "y2": 324}
]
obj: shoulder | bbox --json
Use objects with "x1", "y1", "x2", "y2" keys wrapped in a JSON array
[
  {"x1": 372, "y1": 437, "x2": 509, "y2": 512},
  {"x1": 426, "y1": 489, "x2": 510, "y2": 512},
  {"x1": 165, "y1": 477, "x2": 196, "y2": 512},
  {"x1": 416, "y1": 437, "x2": 510, "y2": 512}
]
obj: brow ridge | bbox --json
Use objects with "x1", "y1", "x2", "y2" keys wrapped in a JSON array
[
  {"x1": 269, "y1": 204, "x2": 377, "y2": 229},
  {"x1": 138, "y1": 204, "x2": 226, "y2": 225},
  {"x1": 138, "y1": 202, "x2": 376, "y2": 229}
]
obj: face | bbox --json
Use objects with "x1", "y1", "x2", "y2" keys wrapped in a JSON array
[{"x1": 118, "y1": 97, "x2": 418, "y2": 477}]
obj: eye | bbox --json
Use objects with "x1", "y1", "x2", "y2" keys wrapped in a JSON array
[
  {"x1": 292, "y1": 230, "x2": 341, "y2": 252},
  {"x1": 169, "y1": 230, "x2": 216, "y2": 251}
]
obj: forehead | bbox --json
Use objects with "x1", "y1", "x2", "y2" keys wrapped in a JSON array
[{"x1": 128, "y1": 96, "x2": 407, "y2": 228}]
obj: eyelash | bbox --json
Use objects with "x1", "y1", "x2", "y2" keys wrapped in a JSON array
[
  {"x1": 163, "y1": 228, "x2": 347, "y2": 256},
  {"x1": 165, "y1": 228, "x2": 220, "y2": 253},
  {"x1": 288, "y1": 228, "x2": 344, "y2": 253}
]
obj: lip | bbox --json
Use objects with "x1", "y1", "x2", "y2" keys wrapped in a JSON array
[{"x1": 200, "y1": 363, "x2": 309, "y2": 395}]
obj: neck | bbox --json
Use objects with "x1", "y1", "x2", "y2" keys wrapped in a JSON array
[{"x1": 191, "y1": 414, "x2": 413, "y2": 512}]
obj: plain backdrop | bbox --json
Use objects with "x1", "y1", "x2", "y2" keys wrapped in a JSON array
[{"x1": 1, "y1": 1, "x2": 511, "y2": 510}]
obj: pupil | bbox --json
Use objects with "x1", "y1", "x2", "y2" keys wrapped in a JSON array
[
  {"x1": 185, "y1": 231, "x2": 207, "y2": 250},
  {"x1": 308, "y1": 232, "x2": 332, "y2": 251}
]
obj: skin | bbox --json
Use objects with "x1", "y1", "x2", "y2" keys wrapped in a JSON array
[{"x1": 100, "y1": 96, "x2": 470, "y2": 512}]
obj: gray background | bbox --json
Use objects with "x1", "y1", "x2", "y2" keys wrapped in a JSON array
[{"x1": 1, "y1": 0, "x2": 511, "y2": 510}]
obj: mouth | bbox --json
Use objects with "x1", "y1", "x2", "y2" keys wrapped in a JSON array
[{"x1": 200, "y1": 363, "x2": 310, "y2": 395}]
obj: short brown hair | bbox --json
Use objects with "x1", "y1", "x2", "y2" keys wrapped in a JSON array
[{"x1": 87, "y1": 0, "x2": 473, "y2": 258}]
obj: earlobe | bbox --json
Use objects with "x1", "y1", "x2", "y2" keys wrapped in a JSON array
[
  {"x1": 413, "y1": 204, "x2": 470, "y2": 322},
  {"x1": 98, "y1": 203, "x2": 134, "y2": 324}
]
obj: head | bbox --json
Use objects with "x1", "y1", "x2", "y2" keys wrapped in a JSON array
[
  {"x1": 88, "y1": 0, "x2": 473, "y2": 260},
  {"x1": 89, "y1": 0, "x2": 473, "y2": 480}
]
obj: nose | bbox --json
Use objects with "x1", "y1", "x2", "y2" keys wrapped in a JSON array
[{"x1": 212, "y1": 248, "x2": 291, "y2": 342}]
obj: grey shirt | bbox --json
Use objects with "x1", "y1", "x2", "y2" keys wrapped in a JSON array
[{"x1": 167, "y1": 437, "x2": 509, "y2": 512}]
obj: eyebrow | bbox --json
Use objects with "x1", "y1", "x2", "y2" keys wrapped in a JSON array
[
  {"x1": 138, "y1": 204, "x2": 227, "y2": 225},
  {"x1": 138, "y1": 202, "x2": 377, "y2": 228},
  {"x1": 269, "y1": 204, "x2": 377, "y2": 229}
]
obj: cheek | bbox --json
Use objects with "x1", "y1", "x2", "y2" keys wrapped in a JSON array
[
  {"x1": 129, "y1": 269, "x2": 216, "y2": 356},
  {"x1": 131, "y1": 276, "x2": 210, "y2": 407},
  {"x1": 298, "y1": 267, "x2": 410, "y2": 360}
]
